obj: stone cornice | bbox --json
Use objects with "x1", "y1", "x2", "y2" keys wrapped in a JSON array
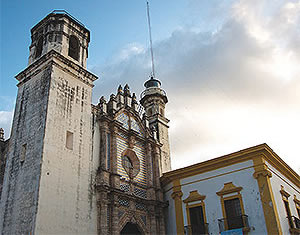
[
  {"x1": 31, "y1": 12, "x2": 90, "y2": 42},
  {"x1": 16, "y1": 50, "x2": 98, "y2": 87},
  {"x1": 161, "y1": 143, "x2": 300, "y2": 188},
  {"x1": 149, "y1": 115, "x2": 170, "y2": 128}
]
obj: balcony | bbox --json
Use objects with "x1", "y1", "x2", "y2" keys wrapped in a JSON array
[
  {"x1": 218, "y1": 215, "x2": 250, "y2": 233},
  {"x1": 184, "y1": 223, "x2": 209, "y2": 235},
  {"x1": 289, "y1": 216, "x2": 300, "y2": 234},
  {"x1": 140, "y1": 87, "x2": 167, "y2": 99}
]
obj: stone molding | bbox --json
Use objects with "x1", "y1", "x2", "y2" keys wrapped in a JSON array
[{"x1": 16, "y1": 50, "x2": 97, "y2": 87}]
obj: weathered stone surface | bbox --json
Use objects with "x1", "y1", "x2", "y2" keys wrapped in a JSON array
[
  {"x1": 0, "y1": 65, "x2": 52, "y2": 234},
  {"x1": 0, "y1": 12, "x2": 98, "y2": 235}
]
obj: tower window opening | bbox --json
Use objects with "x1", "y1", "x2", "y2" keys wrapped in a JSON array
[
  {"x1": 35, "y1": 36, "x2": 43, "y2": 58},
  {"x1": 68, "y1": 35, "x2": 79, "y2": 61},
  {"x1": 20, "y1": 144, "x2": 27, "y2": 163},
  {"x1": 66, "y1": 131, "x2": 74, "y2": 150}
]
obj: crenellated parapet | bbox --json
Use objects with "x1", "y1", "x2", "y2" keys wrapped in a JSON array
[{"x1": 98, "y1": 84, "x2": 141, "y2": 118}]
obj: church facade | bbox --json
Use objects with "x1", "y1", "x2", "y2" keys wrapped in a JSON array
[{"x1": 0, "y1": 11, "x2": 170, "y2": 235}]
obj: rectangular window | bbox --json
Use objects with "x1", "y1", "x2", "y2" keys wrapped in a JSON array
[
  {"x1": 280, "y1": 186, "x2": 294, "y2": 229},
  {"x1": 294, "y1": 197, "x2": 300, "y2": 218},
  {"x1": 224, "y1": 198, "x2": 243, "y2": 230},
  {"x1": 189, "y1": 206, "x2": 206, "y2": 235},
  {"x1": 66, "y1": 131, "x2": 73, "y2": 150},
  {"x1": 20, "y1": 144, "x2": 27, "y2": 163},
  {"x1": 284, "y1": 200, "x2": 293, "y2": 228}
]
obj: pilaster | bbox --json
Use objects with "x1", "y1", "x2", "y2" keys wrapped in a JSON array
[
  {"x1": 111, "y1": 193, "x2": 120, "y2": 235},
  {"x1": 171, "y1": 179, "x2": 184, "y2": 235},
  {"x1": 253, "y1": 156, "x2": 282, "y2": 235},
  {"x1": 97, "y1": 190, "x2": 109, "y2": 234},
  {"x1": 153, "y1": 145, "x2": 161, "y2": 188},
  {"x1": 99, "y1": 121, "x2": 109, "y2": 170},
  {"x1": 149, "y1": 206, "x2": 157, "y2": 235}
]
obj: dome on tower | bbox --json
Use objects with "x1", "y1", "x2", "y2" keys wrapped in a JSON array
[
  {"x1": 140, "y1": 76, "x2": 167, "y2": 105},
  {"x1": 144, "y1": 77, "x2": 161, "y2": 88}
]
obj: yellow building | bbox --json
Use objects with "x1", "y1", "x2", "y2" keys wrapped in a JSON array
[{"x1": 162, "y1": 144, "x2": 300, "y2": 235}]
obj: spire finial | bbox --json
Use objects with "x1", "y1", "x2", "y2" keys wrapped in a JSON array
[
  {"x1": 124, "y1": 84, "x2": 131, "y2": 96},
  {"x1": 117, "y1": 85, "x2": 123, "y2": 94}
]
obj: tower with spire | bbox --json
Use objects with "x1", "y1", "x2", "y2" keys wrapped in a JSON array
[{"x1": 140, "y1": 77, "x2": 171, "y2": 174}]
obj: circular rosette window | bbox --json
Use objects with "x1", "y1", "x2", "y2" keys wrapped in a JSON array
[{"x1": 122, "y1": 149, "x2": 140, "y2": 179}]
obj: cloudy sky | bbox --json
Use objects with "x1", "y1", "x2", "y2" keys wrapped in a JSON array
[{"x1": 1, "y1": 0, "x2": 299, "y2": 172}]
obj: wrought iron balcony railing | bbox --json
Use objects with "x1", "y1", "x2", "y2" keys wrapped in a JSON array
[
  {"x1": 184, "y1": 223, "x2": 209, "y2": 235},
  {"x1": 293, "y1": 216, "x2": 300, "y2": 229},
  {"x1": 140, "y1": 87, "x2": 166, "y2": 100},
  {"x1": 288, "y1": 216, "x2": 300, "y2": 234},
  {"x1": 218, "y1": 215, "x2": 249, "y2": 233},
  {"x1": 289, "y1": 216, "x2": 300, "y2": 229}
]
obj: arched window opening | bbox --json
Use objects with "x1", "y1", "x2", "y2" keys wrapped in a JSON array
[
  {"x1": 121, "y1": 222, "x2": 142, "y2": 235},
  {"x1": 68, "y1": 35, "x2": 79, "y2": 61},
  {"x1": 35, "y1": 36, "x2": 43, "y2": 58}
]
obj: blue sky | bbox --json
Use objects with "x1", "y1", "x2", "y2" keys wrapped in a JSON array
[
  {"x1": 1, "y1": 0, "x2": 300, "y2": 172},
  {"x1": 1, "y1": 0, "x2": 186, "y2": 105}
]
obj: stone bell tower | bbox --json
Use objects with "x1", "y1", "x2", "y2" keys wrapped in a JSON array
[
  {"x1": 0, "y1": 11, "x2": 98, "y2": 235},
  {"x1": 140, "y1": 77, "x2": 171, "y2": 174}
]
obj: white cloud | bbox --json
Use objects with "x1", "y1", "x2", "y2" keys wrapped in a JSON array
[
  {"x1": 91, "y1": 0, "x2": 300, "y2": 173},
  {"x1": 0, "y1": 111, "x2": 14, "y2": 139}
]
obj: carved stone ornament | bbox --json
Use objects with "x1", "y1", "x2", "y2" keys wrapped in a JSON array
[
  {"x1": 253, "y1": 169, "x2": 272, "y2": 179},
  {"x1": 121, "y1": 149, "x2": 140, "y2": 179},
  {"x1": 171, "y1": 191, "x2": 183, "y2": 200}
]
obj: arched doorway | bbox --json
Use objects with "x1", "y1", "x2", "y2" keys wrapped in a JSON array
[{"x1": 120, "y1": 222, "x2": 142, "y2": 235}]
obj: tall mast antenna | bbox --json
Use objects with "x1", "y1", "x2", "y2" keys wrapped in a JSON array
[{"x1": 146, "y1": 1, "x2": 155, "y2": 78}]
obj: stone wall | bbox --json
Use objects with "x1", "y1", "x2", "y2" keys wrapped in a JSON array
[
  {"x1": 0, "y1": 63, "x2": 52, "y2": 234},
  {"x1": 33, "y1": 56, "x2": 98, "y2": 234}
]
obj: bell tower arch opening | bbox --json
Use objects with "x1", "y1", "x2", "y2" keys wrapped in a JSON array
[
  {"x1": 28, "y1": 10, "x2": 90, "y2": 68},
  {"x1": 68, "y1": 35, "x2": 79, "y2": 60},
  {"x1": 35, "y1": 36, "x2": 43, "y2": 58},
  {"x1": 120, "y1": 222, "x2": 143, "y2": 235}
]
